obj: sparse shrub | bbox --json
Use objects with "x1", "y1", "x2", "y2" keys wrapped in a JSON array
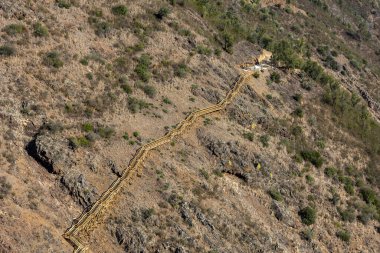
[
  {"x1": 43, "y1": 51, "x2": 64, "y2": 68},
  {"x1": 69, "y1": 136, "x2": 91, "y2": 149},
  {"x1": 0, "y1": 176, "x2": 12, "y2": 199},
  {"x1": 97, "y1": 126, "x2": 115, "y2": 139},
  {"x1": 121, "y1": 84, "x2": 132, "y2": 94},
  {"x1": 155, "y1": 7, "x2": 170, "y2": 20},
  {"x1": 196, "y1": 45, "x2": 212, "y2": 55},
  {"x1": 139, "y1": 84, "x2": 157, "y2": 98},
  {"x1": 359, "y1": 187, "x2": 378, "y2": 206},
  {"x1": 336, "y1": 230, "x2": 350, "y2": 242},
  {"x1": 3, "y1": 23, "x2": 26, "y2": 36},
  {"x1": 338, "y1": 207, "x2": 355, "y2": 222},
  {"x1": 324, "y1": 167, "x2": 337, "y2": 178},
  {"x1": 270, "y1": 72, "x2": 281, "y2": 83},
  {"x1": 82, "y1": 123, "x2": 94, "y2": 132},
  {"x1": 358, "y1": 204, "x2": 378, "y2": 224},
  {"x1": 95, "y1": 21, "x2": 111, "y2": 37},
  {"x1": 260, "y1": 135, "x2": 270, "y2": 147},
  {"x1": 199, "y1": 169, "x2": 209, "y2": 180},
  {"x1": 252, "y1": 72, "x2": 260, "y2": 78},
  {"x1": 80, "y1": 58, "x2": 89, "y2": 65},
  {"x1": 301, "y1": 228, "x2": 314, "y2": 241},
  {"x1": 299, "y1": 206, "x2": 317, "y2": 225},
  {"x1": 291, "y1": 125, "x2": 303, "y2": 136},
  {"x1": 301, "y1": 81, "x2": 313, "y2": 91},
  {"x1": 86, "y1": 73, "x2": 93, "y2": 80},
  {"x1": 135, "y1": 54, "x2": 151, "y2": 82},
  {"x1": 111, "y1": 5, "x2": 128, "y2": 16},
  {"x1": 306, "y1": 175, "x2": 314, "y2": 184},
  {"x1": 128, "y1": 97, "x2": 150, "y2": 113},
  {"x1": 162, "y1": 97, "x2": 172, "y2": 104},
  {"x1": 293, "y1": 93, "x2": 302, "y2": 102},
  {"x1": 300, "y1": 150, "x2": 323, "y2": 168},
  {"x1": 292, "y1": 107, "x2": 304, "y2": 118},
  {"x1": 56, "y1": 0, "x2": 71, "y2": 9},
  {"x1": 268, "y1": 189, "x2": 283, "y2": 201},
  {"x1": 33, "y1": 22, "x2": 48, "y2": 37},
  {"x1": 141, "y1": 208, "x2": 155, "y2": 221},
  {"x1": 0, "y1": 45, "x2": 15, "y2": 56},
  {"x1": 243, "y1": 132, "x2": 254, "y2": 142},
  {"x1": 220, "y1": 32, "x2": 234, "y2": 53},
  {"x1": 343, "y1": 177, "x2": 355, "y2": 195},
  {"x1": 173, "y1": 62, "x2": 188, "y2": 78}
]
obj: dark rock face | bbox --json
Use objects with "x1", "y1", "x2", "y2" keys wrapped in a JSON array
[
  {"x1": 197, "y1": 129, "x2": 265, "y2": 183},
  {"x1": 26, "y1": 134, "x2": 73, "y2": 174},
  {"x1": 271, "y1": 201, "x2": 295, "y2": 228},
  {"x1": 191, "y1": 86, "x2": 222, "y2": 104},
  {"x1": 60, "y1": 172, "x2": 98, "y2": 209},
  {"x1": 114, "y1": 226, "x2": 147, "y2": 253}
]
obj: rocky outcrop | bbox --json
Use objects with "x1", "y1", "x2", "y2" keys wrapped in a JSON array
[
  {"x1": 60, "y1": 172, "x2": 98, "y2": 209},
  {"x1": 197, "y1": 129, "x2": 266, "y2": 183},
  {"x1": 191, "y1": 86, "x2": 222, "y2": 104},
  {"x1": 271, "y1": 201, "x2": 295, "y2": 228},
  {"x1": 26, "y1": 134, "x2": 73, "y2": 174},
  {"x1": 114, "y1": 226, "x2": 147, "y2": 253}
]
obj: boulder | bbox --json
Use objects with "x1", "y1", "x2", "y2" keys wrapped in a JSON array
[
  {"x1": 114, "y1": 226, "x2": 146, "y2": 253},
  {"x1": 27, "y1": 134, "x2": 73, "y2": 174},
  {"x1": 60, "y1": 172, "x2": 98, "y2": 208},
  {"x1": 271, "y1": 201, "x2": 295, "y2": 228}
]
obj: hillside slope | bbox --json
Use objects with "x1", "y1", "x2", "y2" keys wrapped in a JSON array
[{"x1": 0, "y1": 0, "x2": 379, "y2": 252}]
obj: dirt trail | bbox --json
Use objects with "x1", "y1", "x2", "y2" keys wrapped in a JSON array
[{"x1": 63, "y1": 56, "x2": 269, "y2": 252}]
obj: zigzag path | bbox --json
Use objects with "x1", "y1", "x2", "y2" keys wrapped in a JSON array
[{"x1": 63, "y1": 59, "x2": 264, "y2": 252}]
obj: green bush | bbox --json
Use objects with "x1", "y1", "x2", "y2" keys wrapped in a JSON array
[
  {"x1": 270, "y1": 72, "x2": 281, "y2": 83},
  {"x1": 33, "y1": 22, "x2": 49, "y2": 37},
  {"x1": 56, "y1": 0, "x2": 71, "y2": 9},
  {"x1": 298, "y1": 206, "x2": 317, "y2": 225},
  {"x1": 97, "y1": 127, "x2": 115, "y2": 139},
  {"x1": 163, "y1": 97, "x2": 172, "y2": 104},
  {"x1": 135, "y1": 54, "x2": 151, "y2": 82},
  {"x1": 271, "y1": 39, "x2": 303, "y2": 69},
  {"x1": 139, "y1": 84, "x2": 156, "y2": 98},
  {"x1": 338, "y1": 207, "x2": 355, "y2": 222},
  {"x1": 292, "y1": 107, "x2": 304, "y2": 118},
  {"x1": 301, "y1": 150, "x2": 323, "y2": 168},
  {"x1": 69, "y1": 136, "x2": 91, "y2": 149},
  {"x1": 155, "y1": 7, "x2": 170, "y2": 20},
  {"x1": 43, "y1": 51, "x2": 64, "y2": 68},
  {"x1": 128, "y1": 97, "x2": 150, "y2": 113},
  {"x1": 0, "y1": 176, "x2": 12, "y2": 199},
  {"x1": 3, "y1": 24, "x2": 26, "y2": 35},
  {"x1": 121, "y1": 84, "x2": 132, "y2": 94},
  {"x1": 0, "y1": 45, "x2": 15, "y2": 56},
  {"x1": 306, "y1": 175, "x2": 315, "y2": 184},
  {"x1": 358, "y1": 204, "x2": 378, "y2": 224},
  {"x1": 324, "y1": 167, "x2": 337, "y2": 178},
  {"x1": 268, "y1": 189, "x2": 283, "y2": 201},
  {"x1": 359, "y1": 187, "x2": 378, "y2": 206},
  {"x1": 95, "y1": 21, "x2": 111, "y2": 37},
  {"x1": 243, "y1": 132, "x2": 254, "y2": 142},
  {"x1": 252, "y1": 72, "x2": 260, "y2": 78},
  {"x1": 343, "y1": 177, "x2": 355, "y2": 195},
  {"x1": 111, "y1": 5, "x2": 128, "y2": 16},
  {"x1": 196, "y1": 45, "x2": 212, "y2": 55},
  {"x1": 336, "y1": 230, "x2": 350, "y2": 242},
  {"x1": 259, "y1": 135, "x2": 270, "y2": 147},
  {"x1": 82, "y1": 123, "x2": 94, "y2": 132},
  {"x1": 173, "y1": 62, "x2": 188, "y2": 78}
]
